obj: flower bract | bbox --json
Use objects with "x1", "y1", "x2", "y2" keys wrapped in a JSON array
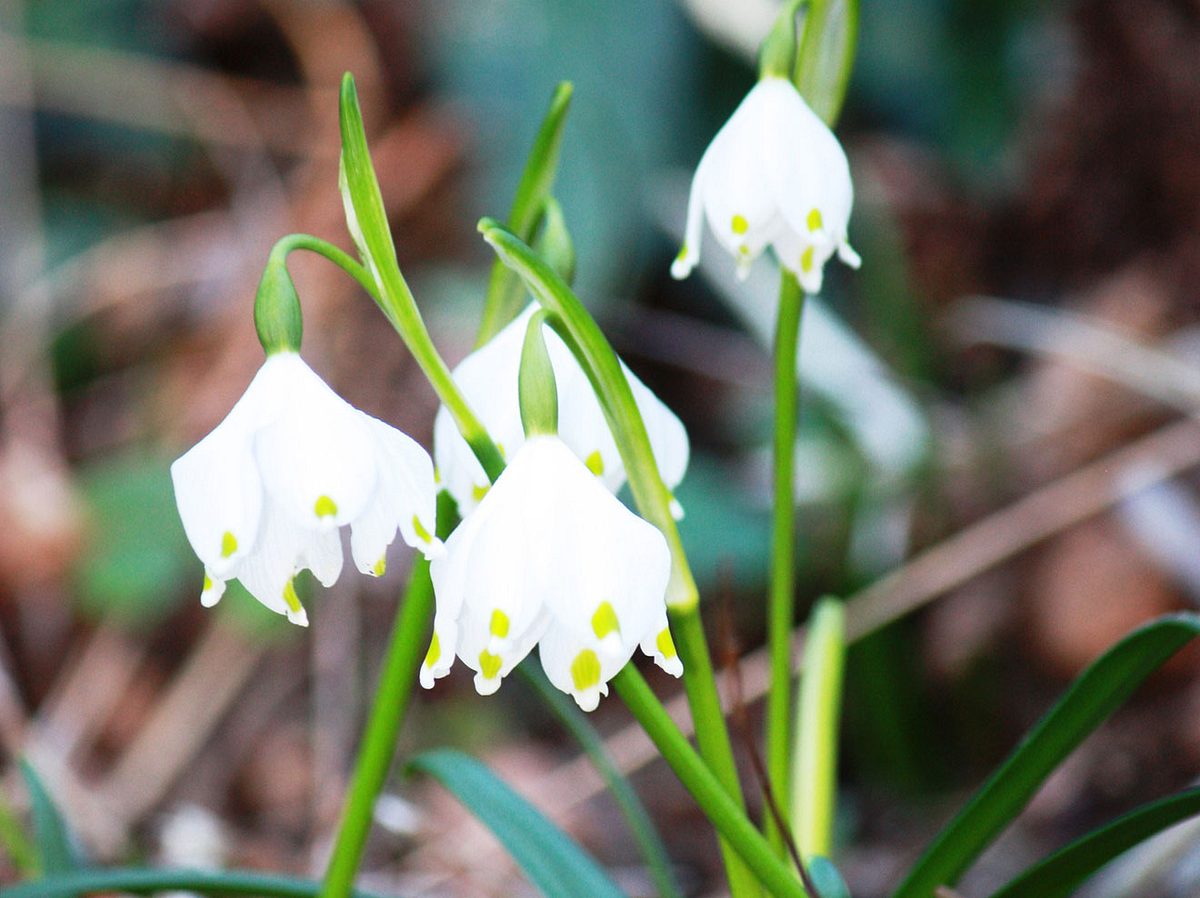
[
  {"x1": 171, "y1": 352, "x2": 442, "y2": 625},
  {"x1": 671, "y1": 77, "x2": 861, "y2": 293},
  {"x1": 422, "y1": 435, "x2": 682, "y2": 711},
  {"x1": 434, "y1": 304, "x2": 689, "y2": 518}
]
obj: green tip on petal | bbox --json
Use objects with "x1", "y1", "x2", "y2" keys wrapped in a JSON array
[
  {"x1": 471, "y1": 484, "x2": 490, "y2": 503},
  {"x1": 807, "y1": 207, "x2": 824, "y2": 232},
  {"x1": 220, "y1": 530, "x2": 238, "y2": 558},
  {"x1": 412, "y1": 515, "x2": 433, "y2": 543},
  {"x1": 585, "y1": 449, "x2": 605, "y2": 476},
  {"x1": 489, "y1": 609, "x2": 511, "y2": 639},
  {"x1": 424, "y1": 632, "x2": 441, "y2": 668},
  {"x1": 372, "y1": 556, "x2": 387, "y2": 577},
  {"x1": 591, "y1": 602, "x2": 620, "y2": 640},
  {"x1": 202, "y1": 574, "x2": 213, "y2": 593},
  {"x1": 570, "y1": 649, "x2": 601, "y2": 692},
  {"x1": 655, "y1": 627, "x2": 678, "y2": 659},
  {"x1": 731, "y1": 214, "x2": 749, "y2": 235},
  {"x1": 314, "y1": 495, "x2": 338, "y2": 518},
  {"x1": 479, "y1": 650, "x2": 503, "y2": 680}
]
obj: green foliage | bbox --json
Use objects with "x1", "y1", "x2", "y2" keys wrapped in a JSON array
[
  {"x1": 808, "y1": 856, "x2": 852, "y2": 898},
  {"x1": 20, "y1": 762, "x2": 84, "y2": 876},
  {"x1": 989, "y1": 787, "x2": 1200, "y2": 898},
  {"x1": 408, "y1": 749, "x2": 626, "y2": 898},
  {"x1": 893, "y1": 613, "x2": 1200, "y2": 898},
  {"x1": 71, "y1": 453, "x2": 189, "y2": 629},
  {"x1": 3, "y1": 867, "x2": 393, "y2": 898},
  {"x1": 794, "y1": 0, "x2": 859, "y2": 126}
]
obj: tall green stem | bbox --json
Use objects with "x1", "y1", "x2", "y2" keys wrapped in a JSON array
[
  {"x1": 613, "y1": 667, "x2": 806, "y2": 898},
  {"x1": 320, "y1": 558, "x2": 435, "y2": 898},
  {"x1": 767, "y1": 271, "x2": 805, "y2": 850}
]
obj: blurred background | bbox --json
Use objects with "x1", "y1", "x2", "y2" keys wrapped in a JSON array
[{"x1": 2, "y1": 0, "x2": 1200, "y2": 895}]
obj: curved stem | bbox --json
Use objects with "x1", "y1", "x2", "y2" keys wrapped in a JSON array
[
  {"x1": 767, "y1": 271, "x2": 805, "y2": 851},
  {"x1": 3, "y1": 868, "x2": 392, "y2": 898},
  {"x1": 613, "y1": 667, "x2": 805, "y2": 898}
]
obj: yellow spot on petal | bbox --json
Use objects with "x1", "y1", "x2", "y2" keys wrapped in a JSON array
[
  {"x1": 585, "y1": 450, "x2": 605, "y2": 477},
  {"x1": 738, "y1": 244, "x2": 751, "y2": 256},
  {"x1": 314, "y1": 495, "x2": 338, "y2": 518},
  {"x1": 220, "y1": 531, "x2": 238, "y2": 558},
  {"x1": 655, "y1": 627, "x2": 678, "y2": 659},
  {"x1": 675, "y1": 242, "x2": 688, "y2": 261},
  {"x1": 807, "y1": 207, "x2": 824, "y2": 232},
  {"x1": 372, "y1": 556, "x2": 387, "y2": 577},
  {"x1": 283, "y1": 578, "x2": 303, "y2": 615},
  {"x1": 202, "y1": 574, "x2": 213, "y2": 593},
  {"x1": 496, "y1": 442, "x2": 507, "y2": 459},
  {"x1": 800, "y1": 246, "x2": 815, "y2": 273},
  {"x1": 489, "y1": 609, "x2": 511, "y2": 639},
  {"x1": 571, "y1": 649, "x2": 601, "y2": 692},
  {"x1": 592, "y1": 602, "x2": 620, "y2": 640},
  {"x1": 434, "y1": 466, "x2": 442, "y2": 485},
  {"x1": 424, "y1": 632, "x2": 441, "y2": 668},
  {"x1": 479, "y1": 650, "x2": 503, "y2": 680},
  {"x1": 412, "y1": 515, "x2": 432, "y2": 543},
  {"x1": 472, "y1": 484, "x2": 490, "y2": 503},
  {"x1": 731, "y1": 214, "x2": 749, "y2": 235}
]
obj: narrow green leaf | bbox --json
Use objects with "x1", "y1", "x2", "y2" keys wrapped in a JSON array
[
  {"x1": 808, "y1": 856, "x2": 851, "y2": 898},
  {"x1": 988, "y1": 787, "x2": 1200, "y2": 898},
  {"x1": 520, "y1": 666, "x2": 683, "y2": 898},
  {"x1": 793, "y1": 0, "x2": 858, "y2": 126},
  {"x1": 533, "y1": 196, "x2": 576, "y2": 287},
  {"x1": 20, "y1": 761, "x2": 83, "y2": 875},
  {"x1": 2, "y1": 867, "x2": 392, "y2": 898},
  {"x1": 477, "y1": 82, "x2": 574, "y2": 344},
  {"x1": 408, "y1": 749, "x2": 625, "y2": 898},
  {"x1": 893, "y1": 613, "x2": 1200, "y2": 898}
]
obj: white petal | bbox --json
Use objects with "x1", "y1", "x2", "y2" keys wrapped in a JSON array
[
  {"x1": 367, "y1": 415, "x2": 442, "y2": 558},
  {"x1": 252, "y1": 354, "x2": 379, "y2": 530},
  {"x1": 300, "y1": 527, "x2": 344, "y2": 588},
  {"x1": 171, "y1": 386, "x2": 266, "y2": 579},
  {"x1": 420, "y1": 616, "x2": 459, "y2": 688},
  {"x1": 200, "y1": 570, "x2": 226, "y2": 608},
  {"x1": 640, "y1": 615, "x2": 683, "y2": 678},
  {"x1": 232, "y1": 503, "x2": 307, "y2": 620},
  {"x1": 537, "y1": 622, "x2": 616, "y2": 712},
  {"x1": 671, "y1": 153, "x2": 709, "y2": 280},
  {"x1": 348, "y1": 491, "x2": 396, "y2": 577}
]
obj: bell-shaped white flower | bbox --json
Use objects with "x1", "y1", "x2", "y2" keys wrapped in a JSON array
[
  {"x1": 422, "y1": 435, "x2": 682, "y2": 711},
  {"x1": 171, "y1": 352, "x2": 442, "y2": 625},
  {"x1": 671, "y1": 77, "x2": 861, "y2": 293},
  {"x1": 434, "y1": 304, "x2": 689, "y2": 519}
]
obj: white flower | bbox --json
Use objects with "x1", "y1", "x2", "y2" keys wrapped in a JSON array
[
  {"x1": 422, "y1": 436, "x2": 682, "y2": 711},
  {"x1": 434, "y1": 304, "x2": 689, "y2": 519},
  {"x1": 171, "y1": 352, "x2": 442, "y2": 625},
  {"x1": 671, "y1": 77, "x2": 861, "y2": 293}
]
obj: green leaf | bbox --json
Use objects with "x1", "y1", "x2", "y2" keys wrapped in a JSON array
[
  {"x1": 2, "y1": 866, "x2": 393, "y2": 898},
  {"x1": 988, "y1": 787, "x2": 1200, "y2": 898},
  {"x1": 476, "y1": 82, "x2": 573, "y2": 344},
  {"x1": 533, "y1": 196, "x2": 576, "y2": 288},
  {"x1": 408, "y1": 749, "x2": 625, "y2": 898},
  {"x1": 892, "y1": 613, "x2": 1200, "y2": 898},
  {"x1": 519, "y1": 666, "x2": 682, "y2": 898},
  {"x1": 20, "y1": 762, "x2": 83, "y2": 875},
  {"x1": 794, "y1": 0, "x2": 859, "y2": 126}
]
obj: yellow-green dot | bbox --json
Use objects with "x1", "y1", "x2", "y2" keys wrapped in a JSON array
[
  {"x1": 372, "y1": 556, "x2": 387, "y2": 577},
  {"x1": 433, "y1": 466, "x2": 442, "y2": 485},
  {"x1": 585, "y1": 450, "x2": 605, "y2": 477},
  {"x1": 424, "y1": 632, "x2": 441, "y2": 668},
  {"x1": 283, "y1": 578, "x2": 303, "y2": 614},
  {"x1": 591, "y1": 601, "x2": 620, "y2": 640},
  {"x1": 314, "y1": 495, "x2": 338, "y2": 518},
  {"x1": 202, "y1": 574, "x2": 213, "y2": 593},
  {"x1": 220, "y1": 530, "x2": 238, "y2": 558},
  {"x1": 412, "y1": 515, "x2": 432, "y2": 543},
  {"x1": 570, "y1": 649, "x2": 601, "y2": 692},
  {"x1": 675, "y1": 242, "x2": 689, "y2": 261},
  {"x1": 496, "y1": 442, "x2": 507, "y2": 459},
  {"x1": 800, "y1": 246, "x2": 815, "y2": 273},
  {"x1": 806, "y1": 207, "x2": 824, "y2": 233},
  {"x1": 655, "y1": 627, "x2": 678, "y2": 659},
  {"x1": 489, "y1": 609, "x2": 511, "y2": 639},
  {"x1": 472, "y1": 484, "x2": 490, "y2": 503},
  {"x1": 738, "y1": 244, "x2": 751, "y2": 256},
  {"x1": 731, "y1": 214, "x2": 749, "y2": 235},
  {"x1": 479, "y1": 650, "x2": 503, "y2": 680}
]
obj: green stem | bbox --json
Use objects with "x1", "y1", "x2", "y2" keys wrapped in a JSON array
[
  {"x1": 320, "y1": 557, "x2": 435, "y2": 898},
  {"x1": 766, "y1": 271, "x2": 805, "y2": 851},
  {"x1": 519, "y1": 666, "x2": 683, "y2": 898},
  {"x1": 4, "y1": 868, "x2": 392, "y2": 898},
  {"x1": 613, "y1": 667, "x2": 805, "y2": 898},
  {"x1": 268, "y1": 233, "x2": 380, "y2": 298}
]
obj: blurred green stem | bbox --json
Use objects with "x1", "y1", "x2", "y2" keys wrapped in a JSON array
[
  {"x1": 5, "y1": 868, "x2": 391, "y2": 898},
  {"x1": 613, "y1": 667, "x2": 807, "y2": 898},
  {"x1": 320, "y1": 557, "x2": 435, "y2": 898},
  {"x1": 767, "y1": 270, "x2": 805, "y2": 852}
]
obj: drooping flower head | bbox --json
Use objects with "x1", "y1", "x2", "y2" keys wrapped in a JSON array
[
  {"x1": 671, "y1": 77, "x2": 861, "y2": 294},
  {"x1": 422, "y1": 435, "x2": 681, "y2": 711},
  {"x1": 171, "y1": 353, "x2": 442, "y2": 625},
  {"x1": 434, "y1": 304, "x2": 689, "y2": 518}
]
